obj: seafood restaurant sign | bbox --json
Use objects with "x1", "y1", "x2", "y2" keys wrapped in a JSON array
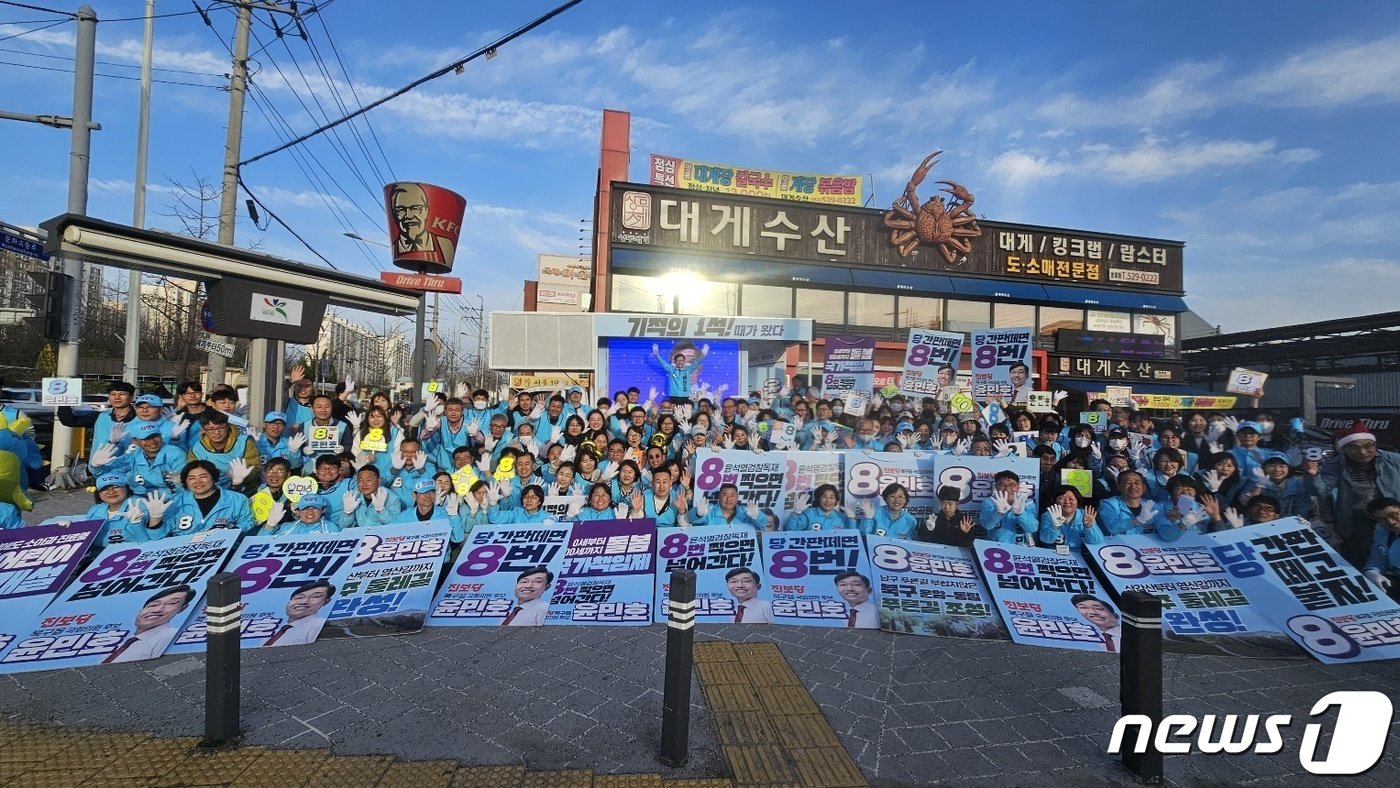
[{"x1": 609, "y1": 180, "x2": 1183, "y2": 294}]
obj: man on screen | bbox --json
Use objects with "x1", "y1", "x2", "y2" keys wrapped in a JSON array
[
  {"x1": 264, "y1": 580, "x2": 335, "y2": 647},
  {"x1": 1071, "y1": 594, "x2": 1122, "y2": 652},
  {"x1": 651, "y1": 341, "x2": 708, "y2": 405},
  {"x1": 833, "y1": 570, "x2": 878, "y2": 629},
  {"x1": 105, "y1": 585, "x2": 196, "y2": 663},
  {"x1": 725, "y1": 567, "x2": 772, "y2": 624},
  {"x1": 502, "y1": 566, "x2": 552, "y2": 626}
]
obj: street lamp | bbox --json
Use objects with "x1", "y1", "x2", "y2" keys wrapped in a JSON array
[{"x1": 343, "y1": 231, "x2": 390, "y2": 249}]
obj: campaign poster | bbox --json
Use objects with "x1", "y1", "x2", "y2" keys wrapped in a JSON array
[
  {"x1": 550, "y1": 518, "x2": 656, "y2": 625},
  {"x1": 426, "y1": 523, "x2": 571, "y2": 627},
  {"x1": 1208, "y1": 519, "x2": 1400, "y2": 664},
  {"x1": 842, "y1": 451, "x2": 939, "y2": 526},
  {"x1": 0, "y1": 531, "x2": 238, "y2": 673},
  {"x1": 543, "y1": 495, "x2": 584, "y2": 521},
  {"x1": 976, "y1": 539, "x2": 1118, "y2": 652},
  {"x1": 868, "y1": 536, "x2": 1008, "y2": 640},
  {"x1": 822, "y1": 336, "x2": 875, "y2": 395},
  {"x1": 166, "y1": 533, "x2": 361, "y2": 652},
  {"x1": 970, "y1": 327, "x2": 1033, "y2": 400},
  {"x1": 937, "y1": 455, "x2": 1040, "y2": 546},
  {"x1": 606, "y1": 337, "x2": 740, "y2": 404},
  {"x1": 691, "y1": 449, "x2": 843, "y2": 529},
  {"x1": 900, "y1": 330, "x2": 963, "y2": 400},
  {"x1": 1088, "y1": 535, "x2": 1301, "y2": 658},
  {"x1": 764, "y1": 530, "x2": 878, "y2": 628},
  {"x1": 320, "y1": 521, "x2": 451, "y2": 638},
  {"x1": 653, "y1": 525, "x2": 769, "y2": 624},
  {"x1": 0, "y1": 521, "x2": 103, "y2": 659}
]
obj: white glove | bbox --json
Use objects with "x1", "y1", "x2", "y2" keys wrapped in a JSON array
[
  {"x1": 342, "y1": 490, "x2": 360, "y2": 515},
  {"x1": 551, "y1": 426, "x2": 564, "y2": 444},
  {"x1": 163, "y1": 471, "x2": 181, "y2": 490},
  {"x1": 170, "y1": 414, "x2": 190, "y2": 439},
  {"x1": 614, "y1": 503, "x2": 629, "y2": 518},
  {"x1": 700, "y1": 343, "x2": 710, "y2": 357},
  {"x1": 1221, "y1": 416, "x2": 1240, "y2": 434},
  {"x1": 289, "y1": 433, "x2": 309, "y2": 456},
  {"x1": 676, "y1": 403, "x2": 693, "y2": 422},
  {"x1": 1135, "y1": 500, "x2": 1158, "y2": 525},
  {"x1": 721, "y1": 436, "x2": 735, "y2": 449},
  {"x1": 652, "y1": 342, "x2": 660, "y2": 358},
  {"x1": 496, "y1": 479, "x2": 514, "y2": 502},
  {"x1": 566, "y1": 499, "x2": 584, "y2": 517},
  {"x1": 408, "y1": 409, "x2": 428, "y2": 428},
  {"x1": 144, "y1": 491, "x2": 172, "y2": 522},
  {"x1": 245, "y1": 424, "x2": 262, "y2": 441},
  {"x1": 107, "y1": 422, "x2": 126, "y2": 445},
  {"x1": 601, "y1": 463, "x2": 620, "y2": 482},
  {"x1": 993, "y1": 439, "x2": 1013, "y2": 458},
  {"x1": 953, "y1": 438, "x2": 970, "y2": 456},
  {"x1": 345, "y1": 411, "x2": 363, "y2": 430},
  {"x1": 465, "y1": 494, "x2": 482, "y2": 515},
  {"x1": 483, "y1": 433, "x2": 500, "y2": 452},
  {"x1": 1201, "y1": 470, "x2": 1223, "y2": 492},
  {"x1": 1047, "y1": 504, "x2": 1067, "y2": 527},
  {"x1": 391, "y1": 450, "x2": 407, "y2": 471},
  {"x1": 1011, "y1": 491, "x2": 1029, "y2": 515},
  {"x1": 924, "y1": 514, "x2": 937, "y2": 531},
  {"x1": 486, "y1": 482, "x2": 503, "y2": 505},
  {"x1": 1251, "y1": 467, "x2": 1269, "y2": 487},
  {"x1": 1180, "y1": 506, "x2": 1209, "y2": 528},
  {"x1": 352, "y1": 451, "x2": 372, "y2": 471},
  {"x1": 1089, "y1": 441, "x2": 1102, "y2": 462},
  {"x1": 1365, "y1": 569, "x2": 1392, "y2": 591},
  {"x1": 1206, "y1": 421, "x2": 1227, "y2": 442},
  {"x1": 1207, "y1": 441, "x2": 1225, "y2": 455},
  {"x1": 791, "y1": 492, "x2": 811, "y2": 515},
  {"x1": 428, "y1": 399, "x2": 445, "y2": 419},
  {"x1": 559, "y1": 444, "x2": 577, "y2": 462},
  {"x1": 412, "y1": 453, "x2": 427, "y2": 471},
  {"x1": 477, "y1": 454, "x2": 493, "y2": 474},
  {"x1": 228, "y1": 458, "x2": 252, "y2": 485},
  {"x1": 745, "y1": 499, "x2": 760, "y2": 521},
  {"x1": 265, "y1": 499, "x2": 286, "y2": 527},
  {"x1": 445, "y1": 493, "x2": 461, "y2": 516},
  {"x1": 123, "y1": 500, "x2": 145, "y2": 524},
  {"x1": 859, "y1": 499, "x2": 875, "y2": 519},
  {"x1": 792, "y1": 415, "x2": 805, "y2": 430},
  {"x1": 519, "y1": 435, "x2": 539, "y2": 456},
  {"x1": 1052, "y1": 390, "x2": 1069, "y2": 406},
  {"x1": 992, "y1": 490, "x2": 1011, "y2": 515},
  {"x1": 90, "y1": 444, "x2": 119, "y2": 468},
  {"x1": 1222, "y1": 507, "x2": 1245, "y2": 529},
  {"x1": 646, "y1": 387, "x2": 659, "y2": 407},
  {"x1": 898, "y1": 433, "x2": 915, "y2": 449},
  {"x1": 694, "y1": 496, "x2": 710, "y2": 518},
  {"x1": 371, "y1": 488, "x2": 389, "y2": 512}
]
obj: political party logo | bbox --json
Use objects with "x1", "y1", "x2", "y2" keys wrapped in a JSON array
[
  {"x1": 883, "y1": 150, "x2": 980, "y2": 263},
  {"x1": 250, "y1": 293, "x2": 303, "y2": 326},
  {"x1": 385, "y1": 181, "x2": 466, "y2": 275},
  {"x1": 1109, "y1": 691, "x2": 1391, "y2": 775}
]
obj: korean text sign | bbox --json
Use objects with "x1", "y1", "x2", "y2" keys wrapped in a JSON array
[
  {"x1": 822, "y1": 336, "x2": 876, "y2": 395},
  {"x1": 692, "y1": 449, "x2": 843, "y2": 529},
  {"x1": 653, "y1": 525, "x2": 769, "y2": 624},
  {"x1": 763, "y1": 530, "x2": 878, "y2": 628},
  {"x1": 427, "y1": 524, "x2": 571, "y2": 627},
  {"x1": 868, "y1": 537, "x2": 1008, "y2": 640},
  {"x1": 0, "y1": 531, "x2": 238, "y2": 673},
  {"x1": 551, "y1": 518, "x2": 656, "y2": 625},
  {"x1": 900, "y1": 330, "x2": 963, "y2": 399},
  {"x1": 323, "y1": 522, "x2": 451, "y2": 637},
  {"x1": 971, "y1": 328, "x2": 1032, "y2": 400},
  {"x1": 976, "y1": 539, "x2": 1117, "y2": 652},
  {"x1": 0, "y1": 521, "x2": 102, "y2": 658}
]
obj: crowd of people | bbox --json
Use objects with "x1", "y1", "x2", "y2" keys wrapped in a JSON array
[{"x1": 10, "y1": 362, "x2": 1398, "y2": 600}]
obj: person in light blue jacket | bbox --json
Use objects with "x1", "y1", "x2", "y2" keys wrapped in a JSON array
[
  {"x1": 1243, "y1": 453, "x2": 1312, "y2": 518},
  {"x1": 691, "y1": 482, "x2": 764, "y2": 529},
  {"x1": 1096, "y1": 471, "x2": 1169, "y2": 537},
  {"x1": 391, "y1": 478, "x2": 465, "y2": 544},
  {"x1": 273, "y1": 494, "x2": 343, "y2": 537},
  {"x1": 89, "y1": 421, "x2": 186, "y2": 496},
  {"x1": 627, "y1": 464, "x2": 685, "y2": 527},
  {"x1": 255, "y1": 410, "x2": 297, "y2": 466},
  {"x1": 573, "y1": 483, "x2": 621, "y2": 521},
  {"x1": 651, "y1": 342, "x2": 706, "y2": 403},
  {"x1": 336, "y1": 465, "x2": 402, "y2": 529},
  {"x1": 74, "y1": 473, "x2": 159, "y2": 546},
  {"x1": 153, "y1": 460, "x2": 254, "y2": 536},
  {"x1": 979, "y1": 471, "x2": 1038, "y2": 545},
  {"x1": 855, "y1": 483, "x2": 917, "y2": 538},
  {"x1": 785, "y1": 484, "x2": 851, "y2": 531},
  {"x1": 1038, "y1": 486, "x2": 1105, "y2": 549},
  {"x1": 1363, "y1": 497, "x2": 1400, "y2": 599},
  {"x1": 1154, "y1": 477, "x2": 1213, "y2": 543},
  {"x1": 489, "y1": 483, "x2": 555, "y2": 524}
]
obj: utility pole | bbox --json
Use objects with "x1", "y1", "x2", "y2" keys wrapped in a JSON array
[
  {"x1": 475, "y1": 294, "x2": 485, "y2": 391},
  {"x1": 123, "y1": 0, "x2": 155, "y2": 387},
  {"x1": 49, "y1": 5, "x2": 97, "y2": 473}
]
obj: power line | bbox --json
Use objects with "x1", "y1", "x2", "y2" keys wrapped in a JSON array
[
  {"x1": 0, "y1": 17, "x2": 65, "y2": 42},
  {"x1": 241, "y1": 0, "x2": 585, "y2": 167},
  {"x1": 313, "y1": 10, "x2": 394, "y2": 180},
  {"x1": 238, "y1": 174, "x2": 341, "y2": 271},
  {"x1": 0, "y1": 0, "x2": 219, "y2": 21},
  {"x1": 0, "y1": 56, "x2": 224, "y2": 87},
  {"x1": 0, "y1": 44, "x2": 226, "y2": 75}
]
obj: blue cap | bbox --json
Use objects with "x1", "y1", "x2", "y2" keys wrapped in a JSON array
[
  {"x1": 896, "y1": 421, "x2": 914, "y2": 433},
  {"x1": 1236, "y1": 420, "x2": 1262, "y2": 434},
  {"x1": 95, "y1": 472, "x2": 128, "y2": 490},
  {"x1": 263, "y1": 410, "x2": 287, "y2": 423},
  {"x1": 1261, "y1": 451, "x2": 1290, "y2": 465},
  {"x1": 134, "y1": 394, "x2": 162, "y2": 408},
  {"x1": 296, "y1": 493, "x2": 328, "y2": 510},
  {"x1": 412, "y1": 478, "x2": 437, "y2": 494},
  {"x1": 131, "y1": 421, "x2": 162, "y2": 440}
]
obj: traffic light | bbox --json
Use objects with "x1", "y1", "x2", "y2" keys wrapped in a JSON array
[{"x1": 25, "y1": 270, "x2": 75, "y2": 342}]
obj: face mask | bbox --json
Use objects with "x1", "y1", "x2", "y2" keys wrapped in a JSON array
[
  {"x1": 1258, "y1": 420, "x2": 1274, "y2": 434},
  {"x1": 1109, "y1": 438, "x2": 1127, "y2": 450},
  {"x1": 1074, "y1": 436, "x2": 1091, "y2": 448},
  {"x1": 832, "y1": 407, "x2": 844, "y2": 417},
  {"x1": 473, "y1": 400, "x2": 487, "y2": 410}
]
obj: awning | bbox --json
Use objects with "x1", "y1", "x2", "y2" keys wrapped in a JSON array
[
  {"x1": 948, "y1": 277, "x2": 1049, "y2": 301},
  {"x1": 1051, "y1": 379, "x2": 1238, "y2": 409},
  {"x1": 849, "y1": 268, "x2": 955, "y2": 293},
  {"x1": 1041, "y1": 284, "x2": 1188, "y2": 312}
]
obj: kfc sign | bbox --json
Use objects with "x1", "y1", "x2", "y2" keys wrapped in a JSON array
[{"x1": 385, "y1": 181, "x2": 466, "y2": 274}]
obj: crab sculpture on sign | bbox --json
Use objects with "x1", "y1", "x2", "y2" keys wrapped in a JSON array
[{"x1": 883, "y1": 151, "x2": 981, "y2": 263}]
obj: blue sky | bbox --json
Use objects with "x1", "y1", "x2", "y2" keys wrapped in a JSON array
[{"x1": 2, "y1": 0, "x2": 1399, "y2": 347}]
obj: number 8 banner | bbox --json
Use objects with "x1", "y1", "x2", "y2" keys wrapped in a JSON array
[{"x1": 900, "y1": 330, "x2": 963, "y2": 399}]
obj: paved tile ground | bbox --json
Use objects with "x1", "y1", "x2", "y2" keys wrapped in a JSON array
[{"x1": 8, "y1": 490, "x2": 1400, "y2": 786}]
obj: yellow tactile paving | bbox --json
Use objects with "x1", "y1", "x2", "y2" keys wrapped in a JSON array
[
  {"x1": 303, "y1": 754, "x2": 394, "y2": 787},
  {"x1": 228, "y1": 748, "x2": 331, "y2": 787},
  {"x1": 378, "y1": 759, "x2": 458, "y2": 787},
  {"x1": 723, "y1": 745, "x2": 799, "y2": 786},
  {"x1": 90, "y1": 737, "x2": 202, "y2": 780},
  {"x1": 450, "y1": 764, "x2": 527, "y2": 787},
  {"x1": 153, "y1": 746, "x2": 269, "y2": 787},
  {"x1": 692, "y1": 641, "x2": 739, "y2": 662},
  {"x1": 593, "y1": 774, "x2": 664, "y2": 787},
  {"x1": 518, "y1": 768, "x2": 593, "y2": 787},
  {"x1": 695, "y1": 660, "x2": 750, "y2": 686}
]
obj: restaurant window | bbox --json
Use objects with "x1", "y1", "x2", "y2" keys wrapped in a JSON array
[
  {"x1": 679, "y1": 280, "x2": 738, "y2": 315},
  {"x1": 848, "y1": 292, "x2": 895, "y2": 327},
  {"x1": 741, "y1": 284, "x2": 792, "y2": 317},
  {"x1": 1038, "y1": 307, "x2": 1084, "y2": 339},
  {"x1": 897, "y1": 296, "x2": 943, "y2": 330},
  {"x1": 945, "y1": 299, "x2": 990, "y2": 333},
  {"x1": 796, "y1": 288, "x2": 845, "y2": 324},
  {"x1": 993, "y1": 303, "x2": 1036, "y2": 329},
  {"x1": 611, "y1": 274, "x2": 667, "y2": 313}
]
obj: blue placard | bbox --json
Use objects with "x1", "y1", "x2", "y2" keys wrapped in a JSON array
[
  {"x1": 763, "y1": 529, "x2": 878, "y2": 628},
  {"x1": 653, "y1": 525, "x2": 769, "y2": 624},
  {"x1": 0, "y1": 228, "x2": 47, "y2": 260},
  {"x1": 976, "y1": 539, "x2": 1117, "y2": 653}
]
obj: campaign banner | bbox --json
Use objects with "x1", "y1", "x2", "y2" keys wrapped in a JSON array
[
  {"x1": 544, "y1": 495, "x2": 584, "y2": 521},
  {"x1": 692, "y1": 449, "x2": 843, "y2": 529},
  {"x1": 868, "y1": 537, "x2": 1008, "y2": 640},
  {"x1": 976, "y1": 539, "x2": 1118, "y2": 652},
  {"x1": 1207, "y1": 519, "x2": 1400, "y2": 664},
  {"x1": 1087, "y1": 535, "x2": 1300, "y2": 658},
  {"x1": 842, "y1": 451, "x2": 939, "y2": 526},
  {"x1": 900, "y1": 330, "x2": 963, "y2": 399},
  {"x1": 649, "y1": 153, "x2": 864, "y2": 206},
  {"x1": 970, "y1": 327, "x2": 1033, "y2": 400},
  {"x1": 763, "y1": 530, "x2": 878, "y2": 628},
  {"x1": 0, "y1": 521, "x2": 104, "y2": 658},
  {"x1": 0, "y1": 531, "x2": 238, "y2": 673},
  {"x1": 938, "y1": 455, "x2": 1040, "y2": 546},
  {"x1": 165, "y1": 533, "x2": 361, "y2": 652},
  {"x1": 653, "y1": 526, "x2": 769, "y2": 624},
  {"x1": 551, "y1": 518, "x2": 656, "y2": 625},
  {"x1": 426, "y1": 523, "x2": 572, "y2": 627},
  {"x1": 320, "y1": 521, "x2": 451, "y2": 638},
  {"x1": 822, "y1": 336, "x2": 875, "y2": 395}
]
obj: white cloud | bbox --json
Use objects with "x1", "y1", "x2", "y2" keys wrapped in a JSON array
[
  {"x1": 1082, "y1": 136, "x2": 1317, "y2": 182},
  {"x1": 1239, "y1": 34, "x2": 1400, "y2": 107},
  {"x1": 987, "y1": 151, "x2": 1069, "y2": 188}
]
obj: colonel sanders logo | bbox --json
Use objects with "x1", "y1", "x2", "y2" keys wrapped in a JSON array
[{"x1": 385, "y1": 181, "x2": 466, "y2": 274}]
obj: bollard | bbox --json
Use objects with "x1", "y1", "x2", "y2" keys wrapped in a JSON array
[
  {"x1": 1119, "y1": 590, "x2": 1163, "y2": 785},
  {"x1": 201, "y1": 572, "x2": 242, "y2": 746},
  {"x1": 660, "y1": 568, "x2": 697, "y2": 768}
]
